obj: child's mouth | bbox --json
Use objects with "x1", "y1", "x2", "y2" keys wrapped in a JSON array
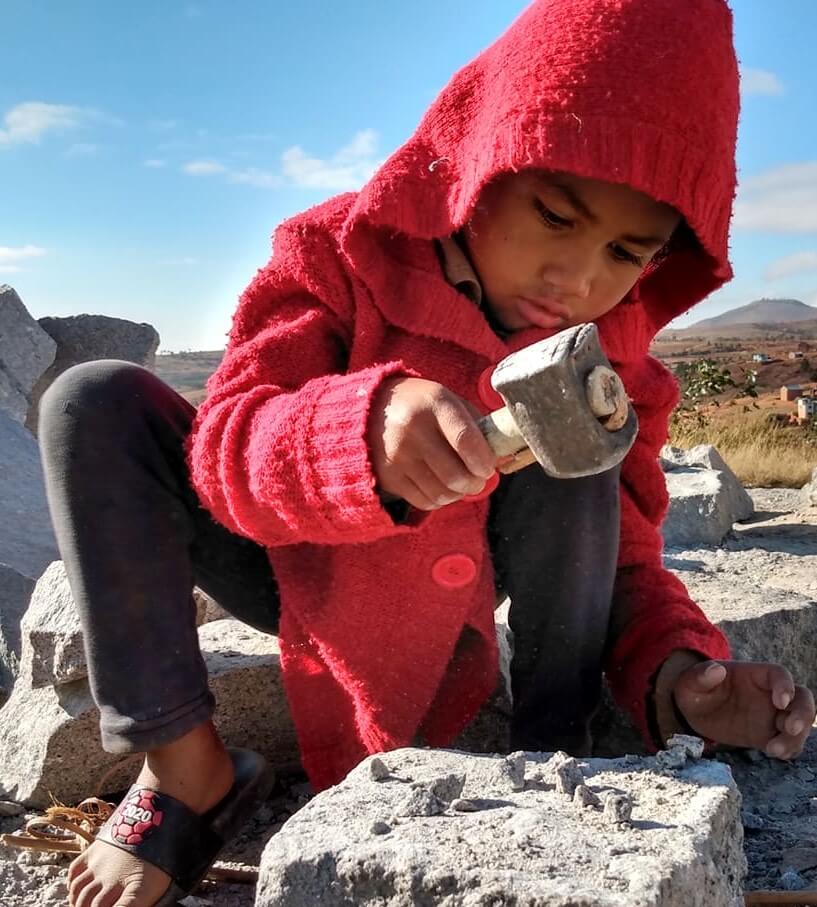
[{"x1": 516, "y1": 296, "x2": 571, "y2": 329}]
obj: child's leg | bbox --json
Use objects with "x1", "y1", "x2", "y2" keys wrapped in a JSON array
[
  {"x1": 37, "y1": 359, "x2": 280, "y2": 906},
  {"x1": 39, "y1": 359, "x2": 280, "y2": 751},
  {"x1": 488, "y1": 464, "x2": 620, "y2": 754}
]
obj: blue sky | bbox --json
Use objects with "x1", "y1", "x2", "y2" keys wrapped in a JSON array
[{"x1": 2, "y1": 1, "x2": 816, "y2": 351}]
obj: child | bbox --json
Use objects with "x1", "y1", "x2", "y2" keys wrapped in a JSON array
[{"x1": 38, "y1": 0, "x2": 815, "y2": 905}]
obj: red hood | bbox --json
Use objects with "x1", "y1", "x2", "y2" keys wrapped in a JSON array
[{"x1": 342, "y1": 0, "x2": 739, "y2": 337}]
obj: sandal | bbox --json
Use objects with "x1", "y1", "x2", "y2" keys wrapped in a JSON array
[{"x1": 96, "y1": 747, "x2": 275, "y2": 906}]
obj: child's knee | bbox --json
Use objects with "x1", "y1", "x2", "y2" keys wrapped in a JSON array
[{"x1": 38, "y1": 360, "x2": 156, "y2": 438}]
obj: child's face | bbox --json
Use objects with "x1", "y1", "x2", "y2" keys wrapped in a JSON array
[{"x1": 462, "y1": 171, "x2": 681, "y2": 332}]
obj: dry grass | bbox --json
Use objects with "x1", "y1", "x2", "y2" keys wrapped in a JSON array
[{"x1": 669, "y1": 410, "x2": 817, "y2": 488}]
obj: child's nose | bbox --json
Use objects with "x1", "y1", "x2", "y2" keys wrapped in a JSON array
[{"x1": 540, "y1": 254, "x2": 593, "y2": 300}]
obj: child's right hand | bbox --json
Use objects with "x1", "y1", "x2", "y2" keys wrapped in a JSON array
[{"x1": 367, "y1": 376, "x2": 497, "y2": 511}]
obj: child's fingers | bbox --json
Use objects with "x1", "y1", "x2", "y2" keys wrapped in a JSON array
[
  {"x1": 766, "y1": 685, "x2": 814, "y2": 759},
  {"x1": 385, "y1": 472, "x2": 445, "y2": 512},
  {"x1": 422, "y1": 433, "x2": 486, "y2": 497},
  {"x1": 406, "y1": 463, "x2": 462, "y2": 509},
  {"x1": 435, "y1": 398, "x2": 496, "y2": 480},
  {"x1": 785, "y1": 684, "x2": 815, "y2": 737},
  {"x1": 760, "y1": 663, "x2": 796, "y2": 711}
]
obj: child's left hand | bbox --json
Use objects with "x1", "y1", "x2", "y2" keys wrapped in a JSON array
[{"x1": 673, "y1": 660, "x2": 815, "y2": 759}]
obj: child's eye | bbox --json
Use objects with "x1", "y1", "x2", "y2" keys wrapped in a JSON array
[
  {"x1": 610, "y1": 244, "x2": 645, "y2": 267},
  {"x1": 534, "y1": 199, "x2": 571, "y2": 229}
]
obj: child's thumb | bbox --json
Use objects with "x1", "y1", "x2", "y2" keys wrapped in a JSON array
[{"x1": 685, "y1": 661, "x2": 728, "y2": 693}]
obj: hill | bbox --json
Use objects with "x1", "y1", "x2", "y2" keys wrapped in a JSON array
[
  {"x1": 658, "y1": 319, "x2": 817, "y2": 342},
  {"x1": 688, "y1": 298, "x2": 817, "y2": 332}
]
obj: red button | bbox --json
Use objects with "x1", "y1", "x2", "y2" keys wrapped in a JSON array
[
  {"x1": 478, "y1": 366, "x2": 504, "y2": 410},
  {"x1": 432, "y1": 553, "x2": 478, "y2": 589},
  {"x1": 462, "y1": 471, "x2": 500, "y2": 502}
]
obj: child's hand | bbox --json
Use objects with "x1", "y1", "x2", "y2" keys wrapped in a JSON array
[
  {"x1": 368, "y1": 376, "x2": 497, "y2": 511},
  {"x1": 673, "y1": 660, "x2": 815, "y2": 759}
]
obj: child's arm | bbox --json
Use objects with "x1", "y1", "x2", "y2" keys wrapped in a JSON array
[
  {"x1": 604, "y1": 354, "x2": 815, "y2": 757},
  {"x1": 189, "y1": 216, "x2": 495, "y2": 548},
  {"x1": 603, "y1": 357, "x2": 731, "y2": 732},
  {"x1": 187, "y1": 215, "x2": 417, "y2": 548}
]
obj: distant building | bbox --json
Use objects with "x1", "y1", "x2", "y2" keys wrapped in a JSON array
[
  {"x1": 781, "y1": 384, "x2": 805, "y2": 402},
  {"x1": 752, "y1": 353, "x2": 772, "y2": 363},
  {"x1": 788, "y1": 351, "x2": 805, "y2": 360},
  {"x1": 797, "y1": 397, "x2": 817, "y2": 422}
]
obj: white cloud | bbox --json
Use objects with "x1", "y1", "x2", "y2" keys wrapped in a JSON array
[
  {"x1": 734, "y1": 161, "x2": 817, "y2": 233},
  {"x1": 0, "y1": 245, "x2": 46, "y2": 273},
  {"x1": 0, "y1": 244, "x2": 46, "y2": 263},
  {"x1": 740, "y1": 67, "x2": 784, "y2": 97},
  {"x1": 228, "y1": 167, "x2": 281, "y2": 189},
  {"x1": 0, "y1": 102, "x2": 86, "y2": 145},
  {"x1": 177, "y1": 130, "x2": 383, "y2": 193},
  {"x1": 144, "y1": 159, "x2": 167, "y2": 168},
  {"x1": 182, "y1": 159, "x2": 227, "y2": 176},
  {"x1": 764, "y1": 251, "x2": 817, "y2": 280},
  {"x1": 281, "y1": 129, "x2": 383, "y2": 191}
]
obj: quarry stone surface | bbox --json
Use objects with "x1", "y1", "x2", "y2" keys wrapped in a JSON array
[
  {"x1": 0, "y1": 286, "x2": 57, "y2": 426},
  {"x1": 0, "y1": 619, "x2": 297, "y2": 808},
  {"x1": 256, "y1": 747, "x2": 745, "y2": 907},
  {"x1": 666, "y1": 486, "x2": 817, "y2": 695},
  {"x1": 18, "y1": 561, "x2": 86, "y2": 688},
  {"x1": 802, "y1": 466, "x2": 817, "y2": 508},
  {"x1": 661, "y1": 467, "x2": 754, "y2": 547},
  {"x1": 0, "y1": 565, "x2": 35, "y2": 699},
  {"x1": 661, "y1": 444, "x2": 754, "y2": 547},
  {"x1": 0, "y1": 410, "x2": 59, "y2": 580}
]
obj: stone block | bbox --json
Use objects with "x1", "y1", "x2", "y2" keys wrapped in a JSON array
[
  {"x1": 661, "y1": 445, "x2": 754, "y2": 547},
  {"x1": 256, "y1": 747, "x2": 745, "y2": 906},
  {"x1": 0, "y1": 286, "x2": 56, "y2": 425},
  {"x1": 0, "y1": 620, "x2": 298, "y2": 808},
  {"x1": 17, "y1": 561, "x2": 86, "y2": 688},
  {"x1": 0, "y1": 410, "x2": 59, "y2": 580},
  {"x1": 0, "y1": 565, "x2": 35, "y2": 698}
]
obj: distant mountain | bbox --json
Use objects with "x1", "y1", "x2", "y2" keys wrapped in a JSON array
[{"x1": 688, "y1": 298, "x2": 817, "y2": 331}]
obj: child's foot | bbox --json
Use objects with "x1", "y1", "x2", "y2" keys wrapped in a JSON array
[{"x1": 67, "y1": 722, "x2": 235, "y2": 907}]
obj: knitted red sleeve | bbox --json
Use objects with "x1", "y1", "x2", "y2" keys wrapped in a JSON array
[
  {"x1": 185, "y1": 223, "x2": 414, "y2": 547},
  {"x1": 604, "y1": 355, "x2": 731, "y2": 743}
]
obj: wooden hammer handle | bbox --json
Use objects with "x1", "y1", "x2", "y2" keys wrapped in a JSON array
[{"x1": 476, "y1": 407, "x2": 536, "y2": 475}]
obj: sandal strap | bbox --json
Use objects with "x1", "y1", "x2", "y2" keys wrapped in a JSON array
[{"x1": 97, "y1": 785, "x2": 224, "y2": 892}]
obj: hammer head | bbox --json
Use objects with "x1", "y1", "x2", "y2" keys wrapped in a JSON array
[{"x1": 491, "y1": 323, "x2": 638, "y2": 478}]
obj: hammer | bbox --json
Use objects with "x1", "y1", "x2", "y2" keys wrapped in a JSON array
[{"x1": 477, "y1": 323, "x2": 637, "y2": 478}]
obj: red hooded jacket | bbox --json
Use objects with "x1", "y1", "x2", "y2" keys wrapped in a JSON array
[{"x1": 187, "y1": 0, "x2": 740, "y2": 790}]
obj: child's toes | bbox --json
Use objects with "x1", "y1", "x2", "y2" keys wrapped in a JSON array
[
  {"x1": 68, "y1": 855, "x2": 89, "y2": 883},
  {"x1": 74, "y1": 879, "x2": 103, "y2": 907},
  {"x1": 68, "y1": 866, "x2": 95, "y2": 904},
  {"x1": 95, "y1": 884, "x2": 125, "y2": 907}
]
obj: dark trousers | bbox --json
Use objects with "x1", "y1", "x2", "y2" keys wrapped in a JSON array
[{"x1": 38, "y1": 360, "x2": 619, "y2": 756}]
